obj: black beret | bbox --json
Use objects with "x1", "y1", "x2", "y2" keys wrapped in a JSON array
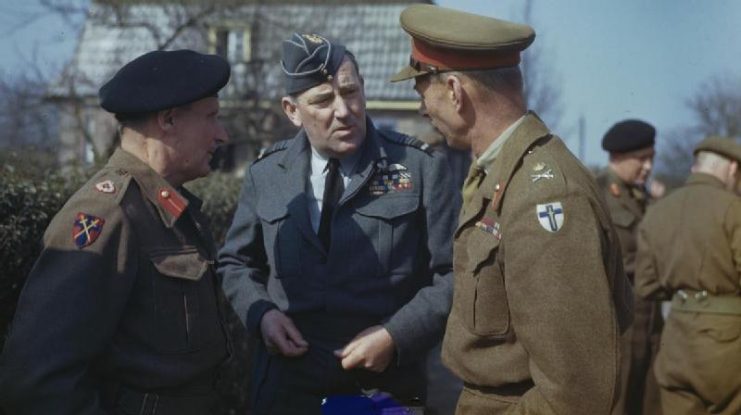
[
  {"x1": 281, "y1": 33, "x2": 347, "y2": 95},
  {"x1": 99, "y1": 49, "x2": 230, "y2": 114},
  {"x1": 602, "y1": 120, "x2": 656, "y2": 153}
]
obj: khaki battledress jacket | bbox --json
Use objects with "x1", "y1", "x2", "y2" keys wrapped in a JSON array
[
  {"x1": 635, "y1": 173, "x2": 741, "y2": 414},
  {"x1": 596, "y1": 168, "x2": 662, "y2": 415},
  {"x1": 442, "y1": 112, "x2": 633, "y2": 415}
]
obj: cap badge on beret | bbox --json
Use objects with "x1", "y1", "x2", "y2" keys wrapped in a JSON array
[
  {"x1": 302, "y1": 34, "x2": 324, "y2": 44},
  {"x1": 281, "y1": 33, "x2": 349, "y2": 94}
]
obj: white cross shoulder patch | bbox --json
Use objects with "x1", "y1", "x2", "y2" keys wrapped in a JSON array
[{"x1": 536, "y1": 202, "x2": 564, "y2": 232}]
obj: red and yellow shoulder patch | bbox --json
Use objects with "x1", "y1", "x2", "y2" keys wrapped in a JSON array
[{"x1": 72, "y1": 212, "x2": 105, "y2": 249}]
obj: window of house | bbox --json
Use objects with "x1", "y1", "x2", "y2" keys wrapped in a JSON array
[{"x1": 210, "y1": 26, "x2": 251, "y2": 63}]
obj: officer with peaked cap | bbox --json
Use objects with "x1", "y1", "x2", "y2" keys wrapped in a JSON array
[
  {"x1": 636, "y1": 137, "x2": 741, "y2": 415},
  {"x1": 218, "y1": 32, "x2": 458, "y2": 414},
  {"x1": 393, "y1": 4, "x2": 633, "y2": 414},
  {"x1": 597, "y1": 119, "x2": 664, "y2": 415},
  {"x1": 0, "y1": 49, "x2": 231, "y2": 414}
]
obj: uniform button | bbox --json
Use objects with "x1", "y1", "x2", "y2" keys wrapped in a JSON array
[
  {"x1": 494, "y1": 183, "x2": 501, "y2": 191},
  {"x1": 160, "y1": 190, "x2": 170, "y2": 199}
]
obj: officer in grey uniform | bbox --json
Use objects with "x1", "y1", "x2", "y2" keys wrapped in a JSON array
[
  {"x1": 218, "y1": 33, "x2": 458, "y2": 415},
  {"x1": 0, "y1": 50, "x2": 231, "y2": 415}
]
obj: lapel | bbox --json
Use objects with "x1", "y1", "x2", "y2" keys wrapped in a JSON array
[
  {"x1": 340, "y1": 119, "x2": 386, "y2": 205},
  {"x1": 456, "y1": 112, "x2": 551, "y2": 234},
  {"x1": 276, "y1": 131, "x2": 324, "y2": 252}
]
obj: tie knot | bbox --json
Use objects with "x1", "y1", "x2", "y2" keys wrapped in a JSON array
[{"x1": 326, "y1": 158, "x2": 340, "y2": 173}]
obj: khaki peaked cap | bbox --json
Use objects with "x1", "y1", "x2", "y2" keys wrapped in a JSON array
[
  {"x1": 391, "y1": 4, "x2": 535, "y2": 82},
  {"x1": 694, "y1": 136, "x2": 741, "y2": 163}
]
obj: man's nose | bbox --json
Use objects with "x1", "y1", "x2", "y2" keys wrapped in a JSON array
[
  {"x1": 216, "y1": 122, "x2": 229, "y2": 145},
  {"x1": 334, "y1": 97, "x2": 350, "y2": 119}
]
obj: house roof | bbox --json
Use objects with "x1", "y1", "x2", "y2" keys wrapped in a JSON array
[{"x1": 50, "y1": 1, "x2": 429, "y2": 103}]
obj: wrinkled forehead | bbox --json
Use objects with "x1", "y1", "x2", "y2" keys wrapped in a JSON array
[{"x1": 296, "y1": 58, "x2": 360, "y2": 97}]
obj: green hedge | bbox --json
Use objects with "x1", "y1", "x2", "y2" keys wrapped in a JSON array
[{"x1": 0, "y1": 151, "x2": 250, "y2": 413}]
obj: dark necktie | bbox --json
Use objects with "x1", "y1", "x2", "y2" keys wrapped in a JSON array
[{"x1": 318, "y1": 158, "x2": 344, "y2": 250}]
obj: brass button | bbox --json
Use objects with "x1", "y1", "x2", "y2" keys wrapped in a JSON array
[
  {"x1": 160, "y1": 190, "x2": 170, "y2": 199},
  {"x1": 494, "y1": 183, "x2": 501, "y2": 192}
]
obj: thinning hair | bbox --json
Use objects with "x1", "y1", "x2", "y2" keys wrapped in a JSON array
[{"x1": 694, "y1": 150, "x2": 732, "y2": 172}]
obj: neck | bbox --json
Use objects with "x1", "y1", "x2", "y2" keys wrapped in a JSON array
[
  {"x1": 121, "y1": 129, "x2": 183, "y2": 187},
  {"x1": 470, "y1": 110, "x2": 524, "y2": 158}
]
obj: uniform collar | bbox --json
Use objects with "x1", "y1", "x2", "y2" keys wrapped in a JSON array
[
  {"x1": 476, "y1": 114, "x2": 527, "y2": 173},
  {"x1": 107, "y1": 148, "x2": 190, "y2": 228},
  {"x1": 686, "y1": 172, "x2": 727, "y2": 189},
  {"x1": 482, "y1": 111, "x2": 550, "y2": 211}
]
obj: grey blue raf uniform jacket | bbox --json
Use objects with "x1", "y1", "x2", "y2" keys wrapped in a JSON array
[
  {"x1": 0, "y1": 149, "x2": 228, "y2": 415},
  {"x1": 218, "y1": 119, "x2": 457, "y2": 364}
]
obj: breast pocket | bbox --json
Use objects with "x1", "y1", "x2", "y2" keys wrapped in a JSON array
[
  {"x1": 149, "y1": 246, "x2": 214, "y2": 353},
  {"x1": 256, "y1": 204, "x2": 301, "y2": 279},
  {"x1": 456, "y1": 227, "x2": 510, "y2": 338},
  {"x1": 354, "y1": 194, "x2": 420, "y2": 276},
  {"x1": 611, "y1": 208, "x2": 637, "y2": 229}
]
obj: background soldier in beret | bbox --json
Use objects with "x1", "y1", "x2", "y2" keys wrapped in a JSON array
[
  {"x1": 596, "y1": 119, "x2": 663, "y2": 415},
  {"x1": 635, "y1": 137, "x2": 741, "y2": 415},
  {"x1": 0, "y1": 50, "x2": 231, "y2": 414},
  {"x1": 218, "y1": 33, "x2": 457, "y2": 414},
  {"x1": 392, "y1": 4, "x2": 633, "y2": 414}
]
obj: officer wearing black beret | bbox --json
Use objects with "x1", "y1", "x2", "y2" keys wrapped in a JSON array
[
  {"x1": 596, "y1": 118, "x2": 663, "y2": 415},
  {"x1": 0, "y1": 49, "x2": 231, "y2": 414},
  {"x1": 219, "y1": 33, "x2": 458, "y2": 414}
]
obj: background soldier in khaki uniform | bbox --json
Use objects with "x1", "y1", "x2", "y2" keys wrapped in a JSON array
[
  {"x1": 635, "y1": 137, "x2": 741, "y2": 415},
  {"x1": 0, "y1": 50, "x2": 231, "y2": 414},
  {"x1": 596, "y1": 120, "x2": 663, "y2": 415},
  {"x1": 392, "y1": 5, "x2": 633, "y2": 414}
]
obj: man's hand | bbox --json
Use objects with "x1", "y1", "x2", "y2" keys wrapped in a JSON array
[
  {"x1": 334, "y1": 325, "x2": 395, "y2": 372},
  {"x1": 259, "y1": 309, "x2": 309, "y2": 357}
]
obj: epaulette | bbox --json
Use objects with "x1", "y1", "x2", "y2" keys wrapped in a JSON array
[
  {"x1": 256, "y1": 139, "x2": 291, "y2": 161},
  {"x1": 378, "y1": 129, "x2": 434, "y2": 155},
  {"x1": 89, "y1": 169, "x2": 133, "y2": 205}
]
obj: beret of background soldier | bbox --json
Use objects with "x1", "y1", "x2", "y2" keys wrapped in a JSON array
[
  {"x1": 99, "y1": 49, "x2": 230, "y2": 116},
  {"x1": 602, "y1": 119, "x2": 656, "y2": 154},
  {"x1": 391, "y1": 3, "x2": 534, "y2": 82}
]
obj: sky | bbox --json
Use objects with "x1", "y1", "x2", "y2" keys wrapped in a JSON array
[{"x1": 1, "y1": 0, "x2": 740, "y2": 166}]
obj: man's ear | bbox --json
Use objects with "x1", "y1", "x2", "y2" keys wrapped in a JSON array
[
  {"x1": 156, "y1": 109, "x2": 177, "y2": 131},
  {"x1": 445, "y1": 74, "x2": 465, "y2": 112},
  {"x1": 729, "y1": 160, "x2": 738, "y2": 181},
  {"x1": 281, "y1": 96, "x2": 302, "y2": 128}
]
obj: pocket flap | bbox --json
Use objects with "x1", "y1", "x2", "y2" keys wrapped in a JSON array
[
  {"x1": 611, "y1": 208, "x2": 636, "y2": 228},
  {"x1": 150, "y1": 248, "x2": 209, "y2": 281},
  {"x1": 467, "y1": 225, "x2": 501, "y2": 274},
  {"x1": 256, "y1": 202, "x2": 289, "y2": 224},
  {"x1": 355, "y1": 195, "x2": 419, "y2": 219}
]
